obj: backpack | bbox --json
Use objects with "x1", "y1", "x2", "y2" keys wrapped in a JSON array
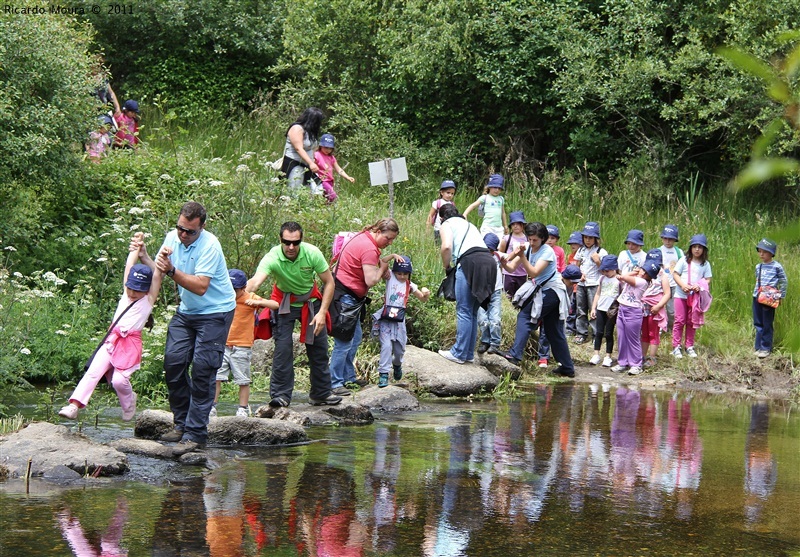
[{"x1": 331, "y1": 231, "x2": 358, "y2": 263}]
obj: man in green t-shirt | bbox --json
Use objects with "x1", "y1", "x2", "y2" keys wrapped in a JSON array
[{"x1": 247, "y1": 222, "x2": 341, "y2": 407}]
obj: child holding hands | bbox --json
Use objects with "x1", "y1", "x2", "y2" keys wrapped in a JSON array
[
  {"x1": 612, "y1": 261, "x2": 661, "y2": 375},
  {"x1": 372, "y1": 256, "x2": 430, "y2": 387},
  {"x1": 58, "y1": 232, "x2": 162, "y2": 421}
]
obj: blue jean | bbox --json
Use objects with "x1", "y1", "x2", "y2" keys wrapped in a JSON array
[
  {"x1": 450, "y1": 266, "x2": 480, "y2": 361},
  {"x1": 329, "y1": 294, "x2": 363, "y2": 388},
  {"x1": 164, "y1": 310, "x2": 234, "y2": 444},
  {"x1": 478, "y1": 289, "x2": 502, "y2": 348},
  {"x1": 538, "y1": 326, "x2": 551, "y2": 359},
  {"x1": 509, "y1": 289, "x2": 574, "y2": 373},
  {"x1": 753, "y1": 297, "x2": 775, "y2": 352}
]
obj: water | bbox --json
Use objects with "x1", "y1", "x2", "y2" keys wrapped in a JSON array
[{"x1": 1, "y1": 385, "x2": 799, "y2": 556}]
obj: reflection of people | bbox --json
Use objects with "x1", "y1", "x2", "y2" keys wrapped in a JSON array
[
  {"x1": 281, "y1": 107, "x2": 324, "y2": 192},
  {"x1": 744, "y1": 401, "x2": 777, "y2": 523},
  {"x1": 204, "y1": 468, "x2": 246, "y2": 557},
  {"x1": 58, "y1": 232, "x2": 162, "y2": 422},
  {"x1": 329, "y1": 218, "x2": 400, "y2": 393},
  {"x1": 211, "y1": 269, "x2": 277, "y2": 418},
  {"x1": 153, "y1": 478, "x2": 208, "y2": 555},
  {"x1": 139, "y1": 201, "x2": 236, "y2": 452},
  {"x1": 57, "y1": 498, "x2": 129, "y2": 557},
  {"x1": 248, "y1": 221, "x2": 340, "y2": 407}
]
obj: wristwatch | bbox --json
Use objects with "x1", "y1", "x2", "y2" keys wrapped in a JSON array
[{"x1": 167, "y1": 267, "x2": 175, "y2": 278}]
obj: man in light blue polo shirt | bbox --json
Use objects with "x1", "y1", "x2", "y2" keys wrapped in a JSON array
[{"x1": 139, "y1": 201, "x2": 235, "y2": 453}]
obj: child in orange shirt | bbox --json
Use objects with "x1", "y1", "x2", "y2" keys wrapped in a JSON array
[{"x1": 211, "y1": 269, "x2": 278, "y2": 417}]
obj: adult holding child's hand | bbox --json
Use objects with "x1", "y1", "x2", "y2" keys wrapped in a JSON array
[{"x1": 281, "y1": 107, "x2": 324, "y2": 193}]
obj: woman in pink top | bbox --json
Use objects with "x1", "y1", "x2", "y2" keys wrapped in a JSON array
[{"x1": 58, "y1": 232, "x2": 162, "y2": 421}]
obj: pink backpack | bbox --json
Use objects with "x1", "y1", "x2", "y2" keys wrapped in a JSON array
[{"x1": 332, "y1": 231, "x2": 358, "y2": 263}]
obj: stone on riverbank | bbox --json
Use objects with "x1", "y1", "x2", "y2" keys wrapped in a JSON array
[
  {"x1": 255, "y1": 398, "x2": 375, "y2": 426},
  {"x1": 0, "y1": 422, "x2": 128, "y2": 478},
  {"x1": 134, "y1": 409, "x2": 307, "y2": 445},
  {"x1": 478, "y1": 351, "x2": 523, "y2": 380},
  {"x1": 403, "y1": 345, "x2": 500, "y2": 397},
  {"x1": 351, "y1": 384, "x2": 420, "y2": 412}
]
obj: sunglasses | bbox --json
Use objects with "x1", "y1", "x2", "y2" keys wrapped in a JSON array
[
  {"x1": 281, "y1": 238, "x2": 302, "y2": 246},
  {"x1": 176, "y1": 224, "x2": 199, "y2": 236}
]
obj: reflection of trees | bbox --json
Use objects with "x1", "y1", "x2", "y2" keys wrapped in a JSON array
[
  {"x1": 744, "y1": 401, "x2": 777, "y2": 525},
  {"x1": 152, "y1": 477, "x2": 209, "y2": 556}
]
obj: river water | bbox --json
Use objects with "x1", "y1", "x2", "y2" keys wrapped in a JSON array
[{"x1": 1, "y1": 384, "x2": 799, "y2": 556}]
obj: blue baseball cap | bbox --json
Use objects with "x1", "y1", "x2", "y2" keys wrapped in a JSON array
[
  {"x1": 561, "y1": 265, "x2": 582, "y2": 281},
  {"x1": 645, "y1": 249, "x2": 663, "y2": 265},
  {"x1": 392, "y1": 256, "x2": 413, "y2": 274},
  {"x1": 599, "y1": 255, "x2": 619, "y2": 272},
  {"x1": 122, "y1": 99, "x2": 139, "y2": 113},
  {"x1": 319, "y1": 133, "x2": 335, "y2": 148},
  {"x1": 689, "y1": 234, "x2": 708, "y2": 249},
  {"x1": 228, "y1": 269, "x2": 248, "y2": 289},
  {"x1": 582, "y1": 221, "x2": 601, "y2": 239},
  {"x1": 660, "y1": 224, "x2": 679, "y2": 240},
  {"x1": 642, "y1": 261, "x2": 661, "y2": 280},
  {"x1": 567, "y1": 231, "x2": 583, "y2": 245},
  {"x1": 756, "y1": 238, "x2": 777, "y2": 256},
  {"x1": 546, "y1": 225, "x2": 560, "y2": 238},
  {"x1": 625, "y1": 229, "x2": 645, "y2": 246},
  {"x1": 125, "y1": 264, "x2": 152, "y2": 291},
  {"x1": 483, "y1": 233, "x2": 500, "y2": 251},
  {"x1": 509, "y1": 211, "x2": 526, "y2": 225},
  {"x1": 440, "y1": 179, "x2": 456, "y2": 190},
  {"x1": 99, "y1": 114, "x2": 114, "y2": 127},
  {"x1": 487, "y1": 174, "x2": 504, "y2": 189}
]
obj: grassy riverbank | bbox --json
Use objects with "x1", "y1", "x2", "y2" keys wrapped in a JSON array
[{"x1": 0, "y1": 110, "x2": 798, "y2": 416}]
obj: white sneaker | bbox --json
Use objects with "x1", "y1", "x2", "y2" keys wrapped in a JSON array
[
  {"x1": 209, "y1": 406, "x2": 217, "y2": 418},
  {"x1": 58, "y1": 403, "x2": 79, "y2": 420},
  {"x1": 686, "y1": 347, "x2": 697, "y2": 358},
  {"x1": 757, "y1": 350, "x2": 770, "y2": 358},
  {"x1": 610, "y1": 364, "x2": 627, "y2": 373},
  {"x1": 122, "y1": 393, "x2": 137, "y2": 422},
  {"x1": 602, "y1": 356, "x2": 613, "y2": 367},
  {"x1": 671, "y1": 347, "x2": 683, "y2": 359},
  {"x1": 628, "y1": 366, "x2": 643, "y2": 376},
  {"x1": 589, "y1": 354, "x2": 601, "y2": 365},
  {"x1": 236, "y1": 406, "x2": 250, "y2": 418},
  {"x1": 438, "y1": 349, "x2": 465, "y2": 364}
]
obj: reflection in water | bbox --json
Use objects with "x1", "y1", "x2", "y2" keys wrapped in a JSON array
[
  {"x1": 57, "y1": 498, "x2": 129, "y2": 557},
  {"x1": 5, "y1": 386, "x2": 798, "y2": 556},
  {"x1": 744, "y1": 401, "x2": 777, "y2": 524}
]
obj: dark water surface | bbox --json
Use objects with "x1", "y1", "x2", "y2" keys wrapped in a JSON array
[{"x1": 1, "y1": 385, "x2": 799, "y2": 556}]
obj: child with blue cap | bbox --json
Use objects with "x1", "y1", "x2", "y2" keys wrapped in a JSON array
[
  {"x1": 613, "y1": 260, "x2": 661, "y2": 375},
  {"x1": 640, "y1": 249, "x2": 672, "y2": 367},
  {"x1": 589, "y1": 255, "x2": 621, "y2": 367},
  {"x1": 428, "y1": 180, "x2": 457, "y2": 244},
  {"x1": 752, "y1": 238, "x2": 788, "y2": 358},
  {"x1": 314, "y1": 133, "x2": 355, "y2": 203},
  {"x1": 463, "y1": 173, "x2": 507, "y2": 239},
  {"x1": 671, "y1": 234, "x2": 712, "y2": 359},
  {"x1": 477, "y1": 233, "x2": 504, "y2": 356},
  {"x1": 574, "y1": 221, "x2": 608, "y2": 344},
  {"x1": 59, "y1": 232, "x2": 163, "y2": 421},
  {"x1": 372, "y1": 256, "x2": 431, "y2": 387},
  {"x1": 657, "y1": 224, "x2": 683, "y2": 331}
]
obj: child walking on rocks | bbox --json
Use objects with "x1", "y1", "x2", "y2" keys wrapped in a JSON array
[
  {"x1": 371, "y1": 256, "x2": 430, "y2": 387},
  {"x1": 59, "y1": 232, "x2": 162, "y2": 421}
]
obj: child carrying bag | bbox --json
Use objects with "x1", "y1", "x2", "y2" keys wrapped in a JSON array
[{"x1": 756, "y1": 264, "x2": 781, "y2": 308}]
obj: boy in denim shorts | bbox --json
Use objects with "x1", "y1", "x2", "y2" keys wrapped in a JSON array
[{"x1": 211, "y1": 269, "x2": 277, "y2": 417}]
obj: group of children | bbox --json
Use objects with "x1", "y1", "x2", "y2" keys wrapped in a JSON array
[{"x1": 85, "y1": 85, "x2": 141, "y2": 163}]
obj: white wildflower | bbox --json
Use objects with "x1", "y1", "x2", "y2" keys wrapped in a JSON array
[
  {"x1": 159, "y1": 173, "x2": 173, "y2": 181},
  {"x1": 43, "y1": 271, "x2": 67, "y2": 285},
  {"x1": 351, "y1": 217, "x2": 363, "y2": 226},
  {"x1": 4, "y1": 246, "x2": 17, "y2": 252},
  {"x1": 13, "y1": 272, "x2": 23, "y2": 278},
  {"x1": 96, "y1": 257, "x2": 108, "y2": 263},
  {"x1": 128, "y1": 207, "x2": 145, "y2": 215},
  {"x1": 130, "y1": 224, "x2": 140, "y2": 231},
  {"x1": 209, "y1": 180, "x2": 225, "y2": 187},
  {"x1": 210, "y1": 157, "x2": 222, "y2": 163},
  {"x1": 270, "y1": 177, "x2": 280, "y2": 183},
  {"x1": 23, "y1": 312, "x2": 30, "y2": 317},
  {"x1": 55, "y1": 330, "x2": 69, "y2": 336},
  {"x1": 236, "y1": 164, "x2": 250, "y2": 173},
  {"x1": 187, "y1": 179, "x2": 200, "y2": 187},
  {"x1": 239, "y1": 153, "x2": 253, "y2": 161},
  {"x1": 250, "y1": 234, "x2": 264, "y2": 241},
  {"x1": 20, "y1": 347, "x2": 31, "y2": 355},
  {"x1": 61, "y1": 324, "x2": 72, "y2": 328}
]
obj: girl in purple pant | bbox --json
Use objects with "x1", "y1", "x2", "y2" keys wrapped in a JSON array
[{"x1": 611, "y1": 261, "x2": 660, "y2": 376}]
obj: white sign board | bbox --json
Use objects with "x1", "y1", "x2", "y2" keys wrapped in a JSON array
[{"x1": 368, "y1": 157, "x2": 408, "y2": 186}]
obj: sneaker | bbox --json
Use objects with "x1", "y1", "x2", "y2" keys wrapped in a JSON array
[
  {"x1": 552, "y1": 366, "x2": 575, "y2": 378},
  {"x1": 345, "y1": 379, "x2": 368, "y2": 389},
  {"x1": 122, "y1": 393, "x2": 137, "y2": 422},
  {"x1": 486, "y1": 346, "x2": 503, "y2": 356},
  {"x1": 601, "y1": 356, "x2": 613, "y2": 367},
  {"x1": 268, "y1": 396, "x2": 290, "y2": 408},
  {"x1": 686, "y1": 347, "x2": 697, "y2": 358},
  {"x1": 501, "y1": 352, "x2": 521, "y2": 367},
  {"x1": 589, "y1": 354, "x2": 602, "y2": 366},
  {"x1": 438, "y1": 349, "x2": 465, "y2": 364},
  {"x1": 565, "y1": 330, "x2": 575, "y2": 337},
  {"x1": 378, "y1": 373, "x2": 389, "y2": 388},
  {"x1": 628, "y1": 366, "x2": 643, "y2": 376},
  {"x1": 161, "y1": 428, "x2": 184, "y2": 442},
  {"x1": 538, "y1": 358, "x2": 548, "y2": 368},
  {"x1": 393, "y1": 364, "x2": 403, "y2": 381},
  {"x1": 309, "y1": 393, "x2": 343, "y2": 406},
  {"x1": 477, "y1": 343, "x2": 490, "y2": 354},
  {"x1": 757, "y1": 350, "x2": 770, "y2": 358},
  {"x1": 332, "y1": 386, "x2": 352, "y2": 396},
  {"x1": 58, "y1": 403, "x2": 79, "y2": 420},
  {"x1": 610, "y1": 364, "x2": 627, "y2": 373},
  {"x1": 573, "y1": 336, "x2": 587, "y2": 344},
  {"x1": 643, "y1": 357, "x2": 657, "y2": 368},
  {"x1": 209, "y1": 405, "x2": 218, "y2": 418},
  {"x1": 671, "y1": 347, "x2": 683, "y2": 359},
  {"x1": 236, "y1": 406, "x2": 250, "y2": 418},
  {"x1": 172, "y1": 438, "x2": 204, "y2": 456}
]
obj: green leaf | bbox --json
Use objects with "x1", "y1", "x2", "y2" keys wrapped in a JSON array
[
  {"x1": 751, "y1": 118, "x2": 784, "y2": 158},
  {"x1": 717, "y1": 46, "x2": 790, "y2": 102},
  {"x1": 729, "y1": 157, "x2": 800, "y2": 192}
]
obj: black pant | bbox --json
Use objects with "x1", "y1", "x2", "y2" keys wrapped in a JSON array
[{"x1": 593, "y1": 309, "x2": 616, "y2": 353}]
